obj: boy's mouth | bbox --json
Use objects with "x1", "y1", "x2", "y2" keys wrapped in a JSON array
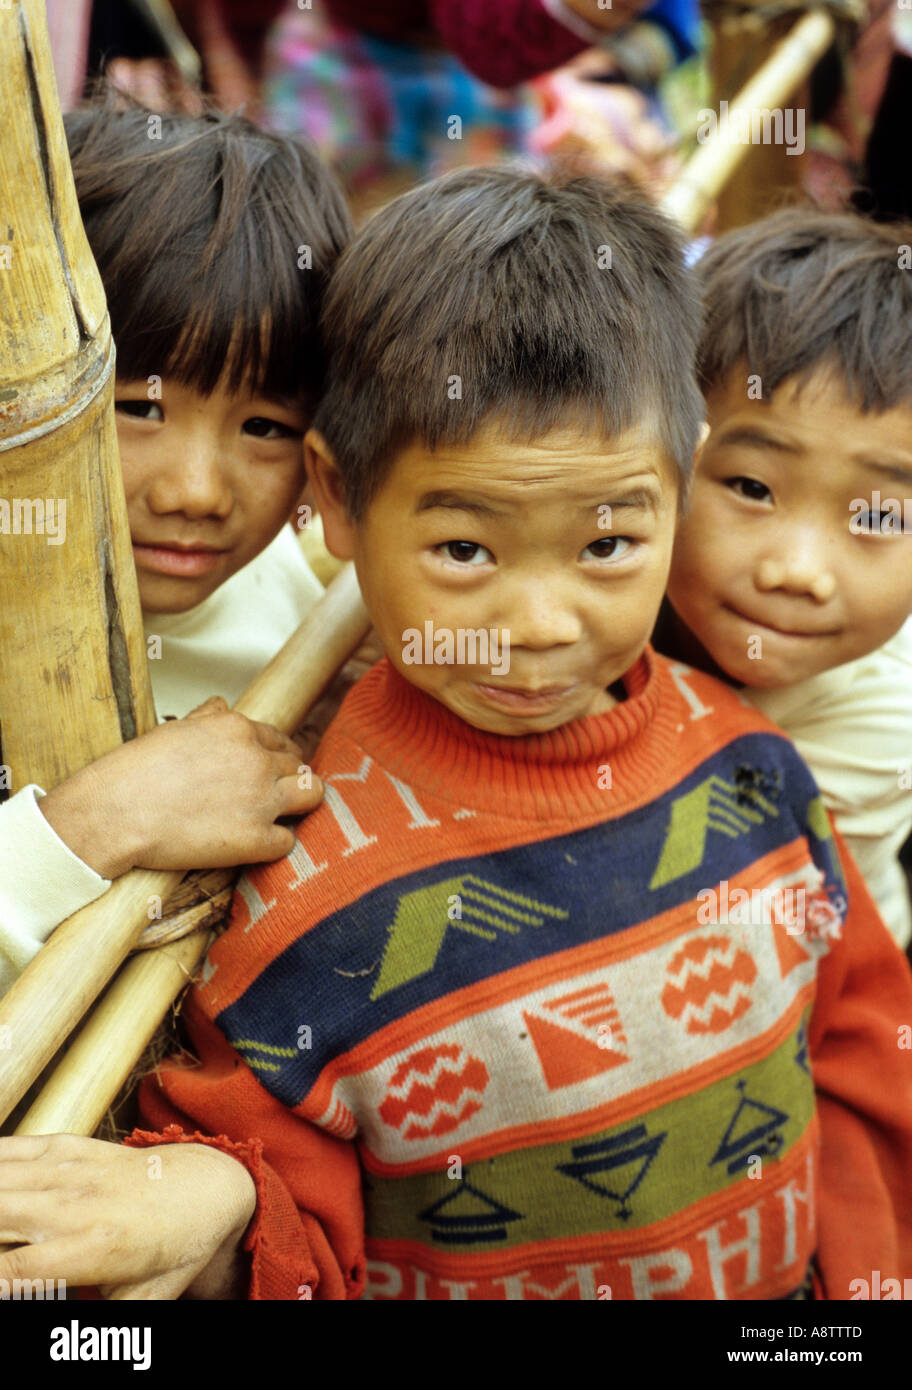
[
  {"x1": 473, "y1": 682, "x2": 576, "y2": 714},
  {"x1": 132, "y1": 541, "x2": 228, "y2": 578},
  {"x1": 722, "y1": 604, "x2": 836, "y2": 640}
]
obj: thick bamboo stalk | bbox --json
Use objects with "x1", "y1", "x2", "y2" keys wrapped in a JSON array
[
  {"x1": 0, "y1": 0, "x2": 157, "y2": 793},
  {"x1": 0, "y1": 562, "x2": 370, "y2": 1128},
  {"x1": 660, "y1": 10, "x2": 836, "y2": 233}
]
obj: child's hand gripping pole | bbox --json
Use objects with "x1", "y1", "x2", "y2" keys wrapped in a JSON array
[{"x1": 0, "y1": 563, "x2": 370, "y2": 1138}]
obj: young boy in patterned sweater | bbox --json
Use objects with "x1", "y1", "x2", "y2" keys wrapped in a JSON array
[{"x1": 1, "y1": 170, "x2": 910, "y2": 1302}]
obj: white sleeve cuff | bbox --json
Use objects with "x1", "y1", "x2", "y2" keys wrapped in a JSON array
[
  {"x1": 0, "y1": 785, "x2": 110, "y2": 988},
  {"x1": 541, "y1": 0, "x2": 608, "y2": 45}
]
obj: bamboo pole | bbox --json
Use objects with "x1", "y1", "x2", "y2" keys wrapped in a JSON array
[
  {"x1": 17, "y1": 929, "x2": 213, "y2": 1138},
  {"x1": 132, "y1": 0, "x2": 203, "y2": 89},
  {"x1": 0, "y1": 0, "x2": 157, "y2": 793},
  {"x1": 660, "y1": 9, "x2": 836, "y2": 233},
  {"x1": 711, "y1": 8, "x2": 805, "y2": 232},
  {"x1": 0, "y1": 562, "x2": 370, "y2": 1129}
]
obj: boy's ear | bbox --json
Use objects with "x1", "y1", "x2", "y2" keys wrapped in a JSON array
[
  {"x1": 304, "y1": 428, "x2": 357, "y2": 561},
  {"x1": 676, "y1": 423, "x2": 710, "y2": 519}
]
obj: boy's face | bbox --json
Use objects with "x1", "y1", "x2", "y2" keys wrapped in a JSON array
[
  {"x1": 667, "y1": 367, "x2": 912, "y2": 688},
  {"x1": 309, "y1": 419, "x2": 680, "y2": 735},
  {"x1": 115, "y1": 376, "x2": 308, "y2": 613}
]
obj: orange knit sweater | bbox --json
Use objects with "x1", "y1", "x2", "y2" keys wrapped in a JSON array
[{"x1": 129, "y1": 651, "x2": 912, "y2": 1299}]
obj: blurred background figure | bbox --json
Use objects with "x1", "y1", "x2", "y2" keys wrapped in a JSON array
[
  {"x1": 261, "y1": 0, "x2": 698, "y2": 211},
  {"x1": 45, "y1": 0, "x2": 285, "y2": 115},
  {"x1": 799, "y1": 0, "x2": 896, "y2": 211},
  {"x1": 45, "y1": 0, "x2": 698, "y2": 215},
  {"x1": 851, "y1": 6, "x2": 912, "y2": 220},
  {"x1": 44, "y1": 1, "x2": 912, "y2": 225}
]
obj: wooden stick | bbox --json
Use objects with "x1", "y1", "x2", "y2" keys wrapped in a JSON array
[
  {"x1": 0, "y1": 563, "x2": 370, "y2": 1128},
  {"x1": 131, "y1": 0, "x2": 203, "y2": 89},
  {"x1": 659, "y1": 10, "x2": 836, "y2": 233},
  {"x1": 230, "y1": 562, "x2": 368, "y2": 728}
]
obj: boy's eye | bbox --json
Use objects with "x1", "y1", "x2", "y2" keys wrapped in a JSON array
[
  {"x1": 115, "y1": 400, "x2": 163, "y2": 422},
  {"x1": 242, "y1": 416, "x2": 299, "y2": 440},
  {"x1": 726, "y1": 476, "x2": 772, "y2": 503},
  {"x1": 584, "y1": 536, "x2": 632, "y2": 562},
  {"x1": 438, "y1": 540, "x2": 492, "y2": 565}
]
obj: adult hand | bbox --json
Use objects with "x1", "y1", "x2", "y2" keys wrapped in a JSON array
[{"x1": 0, "y1": 1134, "x2": 256, "y2": 1301}]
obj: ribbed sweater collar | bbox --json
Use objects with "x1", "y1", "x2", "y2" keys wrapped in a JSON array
[{"x1": 333, "y1": 647, "x2": 680, "y2": 822}]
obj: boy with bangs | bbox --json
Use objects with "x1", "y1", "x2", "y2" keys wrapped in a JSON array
[
  {"x1": 0, "y1": 100, "x2": 352, "y2": 993},
  {"x1": 657, "y1": 209, "x2": 912, "y2": 948},
  {"x1": 1, "y1": 170, "x2": 910, "y2": 1303}
]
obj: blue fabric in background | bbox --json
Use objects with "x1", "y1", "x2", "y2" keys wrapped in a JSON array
[{"x1": 645, "y1": 0, "x2": 700, "y2": 62}]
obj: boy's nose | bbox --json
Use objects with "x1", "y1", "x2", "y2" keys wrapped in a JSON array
[
  {"x1": 506, "y1": 579, "x2": 583, "y2": 649},
  {"x1": 754, "y1": 551, "x2": 836, "y2": 603},
  {"x1": 147, "y1": 444, "x2": 234, "y2": 520}
]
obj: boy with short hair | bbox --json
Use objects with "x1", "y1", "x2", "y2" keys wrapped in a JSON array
[
  {"x1": 0, "y1": 99, "x2": 352, "y2": 993},
  {"x1": 2, "y1": 169, "x2": 910, "y2": 1302},
  {"x1": 657, "y1": 208, "x2": 912, "y2": 947}
]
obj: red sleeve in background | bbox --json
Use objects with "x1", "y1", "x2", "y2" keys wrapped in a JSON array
[
  {"x1": 184, "y1": 0, "x2": 610, "y2": 92},
  {"x1": 431, "y1": 0, "x2": 588, "y2": 88},
  {"x1": 321, "y1": 0, "x2": 593, "y2": 87},
  {"x1": 809, "y1": 821, "x2": 912, "y2": 1296}
]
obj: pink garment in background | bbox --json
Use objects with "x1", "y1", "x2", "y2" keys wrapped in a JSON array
[{"x1": 45, "y1": 0, "x2": 93, "y2": 110}]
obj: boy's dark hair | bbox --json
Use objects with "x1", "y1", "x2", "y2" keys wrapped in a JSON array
[
  {"x1": 65, "y1": 93, "x2": 352, "y2": 408},
  {"x1": 313, "y1": 166, "x2": 704, "y2": 519},
  {"x1": 697, "y1": 206, "x2": 912, "y2": 410}
]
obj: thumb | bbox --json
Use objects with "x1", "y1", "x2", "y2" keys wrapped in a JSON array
[{"x1": 183, "y1": 696, "x2": 229, "y2": 720}]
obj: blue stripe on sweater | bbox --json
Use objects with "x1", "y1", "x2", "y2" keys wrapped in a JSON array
[{"x1": 216, "y1": 731, "x2": 840, "y2": 1108}]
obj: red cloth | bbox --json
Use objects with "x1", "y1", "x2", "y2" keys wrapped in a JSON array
[{"x1": 323, "y1": 0, "x2": 589, "y2": 86}]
